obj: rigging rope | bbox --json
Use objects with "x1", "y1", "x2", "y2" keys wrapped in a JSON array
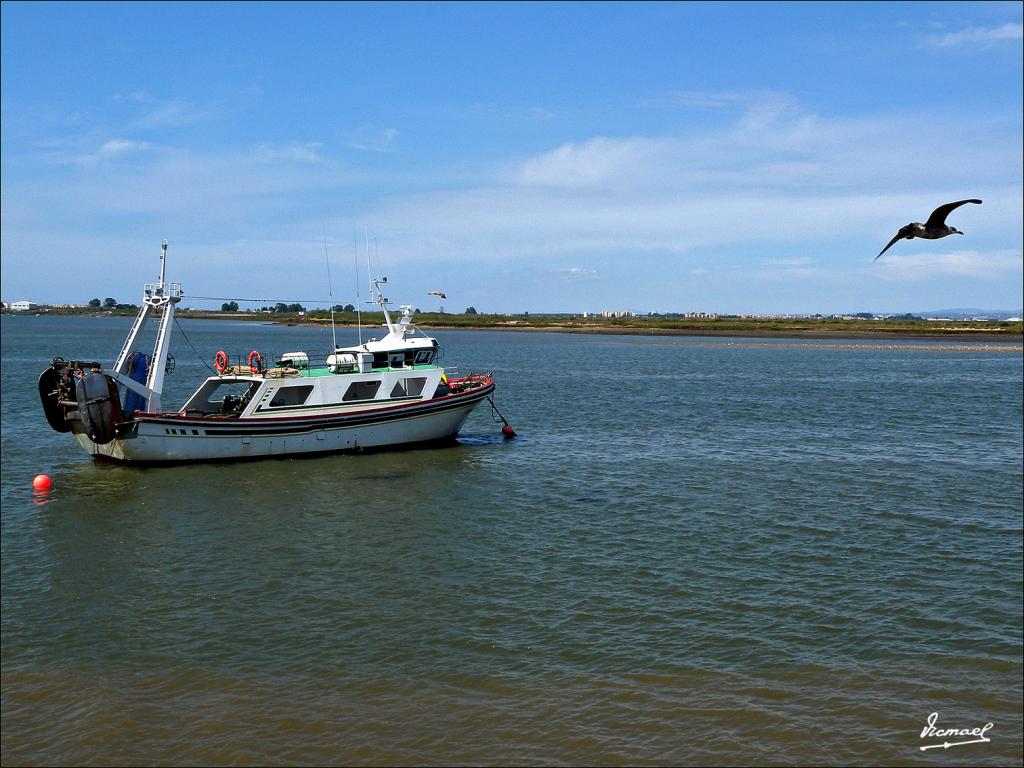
[
  {"x1": 173, "y1": 317, "x2": 252, "y2": 394},
  {"x1": 174, "y1": 316, "x2": 218, "y2": 376}
]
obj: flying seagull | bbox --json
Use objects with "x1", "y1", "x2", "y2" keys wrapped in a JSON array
[
  {"x1": 428, "y1": 290, "x2": 447, "y2": 300},
  {"x1": 874, "y1": 199, "x2": 982, "y2": 262}
]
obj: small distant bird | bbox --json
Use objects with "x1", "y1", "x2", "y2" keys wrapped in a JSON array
[
  {"x1": 428, "y1": 291, "x2": 447, "y2": 300},
  {"x1": 874, "y1": 199, "x2": 982, "y2": 261}
]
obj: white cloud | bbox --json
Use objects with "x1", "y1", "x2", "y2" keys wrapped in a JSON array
[
  {"x1": 514, "y1": 136, "x2": 665, "y2": 189},
  {"x1": 764, "y1": 257, "x2": 817, "y2": 267},
  {"x1": 4, "y1": 141, "x2": 364, "y2": 235},
  {"x1": 98, "y1": 138, "x2": 152, "y2": 156},
  {"x1": 870, "y1": 249, "x2": 1023, "y2": 280},
  {"x1": 926, "y1": 22, "x2": 1023, "y2": 48},
  {"x1": 365, "y1": 93, "x2": 1018, "y2": 268},
  {"x1": 3, "y1": 90, "x2": 1020, "y2": 312},
  {"x1": 111, "y1": 95, "x2": 224, "y2": 130},
  {"x1": 251, "y1": 141, "x2": 324, "y2": 164},
  {"x1": 443, "y1": 102, "x2": 557, "y2": 123},
  {"x1": 643, "y1": 89, "x2": 796, "y2": 114},
  {"x1": 113, "y1": 90, "x2": 150, "y2": 104},
  {"x1": 55, "y1": 137, "x2": 158, "y2": 166},
  {"x1": 349, "y1": 126, "x2": 399, "y2": 152},
  {"x1": 556, "y1": 267, "x2": 602, "y2": 282},
  {"x1": 509, "y1": 93, "x2": 1019, "y2": 200}
]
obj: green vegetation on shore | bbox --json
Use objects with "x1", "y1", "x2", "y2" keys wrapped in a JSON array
[
  {"x1": 6, "y1": 306, "x2": 1021, "y2": 336},
  {"x1": 202, "y1": 309, "x2": 1023, "y2": 336}
]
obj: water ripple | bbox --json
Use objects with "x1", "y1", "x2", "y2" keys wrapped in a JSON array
[{"x1": 2, "y1": 320, "x2": 1021, "y2": 764}]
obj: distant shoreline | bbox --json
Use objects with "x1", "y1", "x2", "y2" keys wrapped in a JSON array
[
  {"x1": 5, "y1": 311, "x2": 1021, "y2": 344},
  {"x1": 421, "y1": 325, "x2": 1024, "y2": 343},
  {"x1": 240, "y1": 315, "x2": 1024, "y2": 343}
]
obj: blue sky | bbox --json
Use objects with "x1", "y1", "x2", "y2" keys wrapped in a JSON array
[{"x1": 2, "y1": 2, "x2": 1021, "y2": 314}]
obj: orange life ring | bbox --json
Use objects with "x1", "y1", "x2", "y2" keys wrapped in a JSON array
[
  {"x1": 214, "y1": 350, "x2": 229, "y2": 374},
  {"x1": 248, "y1": 350, "x2": 263, "y2": 375}
]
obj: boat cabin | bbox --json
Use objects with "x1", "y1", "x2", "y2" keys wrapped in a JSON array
[{"x1": 177, "y1": 306, "x2": 445, "y2": 419}]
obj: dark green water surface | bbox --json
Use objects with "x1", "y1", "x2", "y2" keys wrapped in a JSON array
[{"x1": 2, "y1": 315, "x2": 1022, "y2": 765}]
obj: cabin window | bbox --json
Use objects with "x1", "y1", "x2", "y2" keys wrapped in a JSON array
[
  {"x1": 270, "y1": 385, "x2": 313, "y2": 407},
  {"x1": 181, "y1": 380, "x2": 260, "y2": 415},
  {"x1": 342, "y1": 381, "x2": 381, "y2": 402},
  {"x1": 414, "y1": 350, "x2": 434, "y2": 365},
  {"x1": 388, "y1": 353, "x2": 405, "y2": 368},
  {"x1": 390, "y1": 377, "x2": 427, "y2": 398}
]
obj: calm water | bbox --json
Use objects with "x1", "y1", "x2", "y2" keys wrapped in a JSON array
[{"x1": 2, "y1": 315, "x2": 1022, "y2": 766}]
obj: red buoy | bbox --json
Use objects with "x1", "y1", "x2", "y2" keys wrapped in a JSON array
[
  {"x1": 502, "y1": 424, "x2": 516, "y2": 438},
  {"x1": 33, "y1": 474, "x2": 52, "y2": 492}
]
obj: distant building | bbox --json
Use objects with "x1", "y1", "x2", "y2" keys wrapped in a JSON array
[{"x1": 11, "y1": 301, "x2": 37, "y2": 311}]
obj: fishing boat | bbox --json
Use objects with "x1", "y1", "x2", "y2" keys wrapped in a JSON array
[{"x1": 38, "y1": 242, "x2": 508, "y2": 464}]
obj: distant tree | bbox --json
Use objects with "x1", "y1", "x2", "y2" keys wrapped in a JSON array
[
  {"x1": 275, "y1": 302, "x2": 289, "y2": 313},
  {"x1": 103, "y1": 297, "x2": 117, "y2": 309},
  {"x1": 465, "y1": 306, "x2": 478, "y2": 315},
  {"x1": 287, "y1": 303, "x2": 305, "y2": 313},
  {"x1": 344, "y1": 303, "x2": 355, "y2": 312},
  {"x1": 221, "y1": 301, "x2": 239, "y2": 312},
  {"x1": 88, "y1": 298, "x2": 102, "y2": 308}
]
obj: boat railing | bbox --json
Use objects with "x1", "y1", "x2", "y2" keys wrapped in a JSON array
[
  {"x1": 209, "y1": 348, "x2": 444, "y2": 377},
  {"x1": 144, "y1": 282, "x2": 182, "y2": 301}
]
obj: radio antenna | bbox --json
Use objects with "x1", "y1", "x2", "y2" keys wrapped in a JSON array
[
  {"x1": 365, "y1": 226, "x2": 373, "y2": 302},
  {"x1": 374, "y1": 237, "x2": 382, "y2": 284},
  {"x1": 353, "y1": 229, "x2": 363, "y2": 346},
  {"x1": 323, "y1": 225, "x2": 337, "y2": 350}
]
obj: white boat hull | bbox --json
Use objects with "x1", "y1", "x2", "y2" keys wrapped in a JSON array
[{"x1": 72, "y1": 383, "x2": 493, "y2": 464}]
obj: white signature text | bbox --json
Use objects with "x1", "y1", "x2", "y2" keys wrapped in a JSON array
[{"x1": 919, "y1": 712, "x2": 993, "y2": 751}]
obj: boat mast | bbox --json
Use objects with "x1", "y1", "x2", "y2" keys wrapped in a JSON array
[
  {"x1": 353, "y1": 230, "x2": 363, "y2": 346},
  {"x1": 323, "y1": 226, "x2": 338, "y2": 350},
  {"x1": 145, "y1": 241, "x2": 180, "y2": 410},
  {"x1": 111, "y1": 240, "x2": 181, "y2": 413},
  {"x1": 368, "y1": 278, "x2": 395, "y2": 330},
  {"x1": 365, "y1": 229, "x2": 396, "y2": 335}
]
